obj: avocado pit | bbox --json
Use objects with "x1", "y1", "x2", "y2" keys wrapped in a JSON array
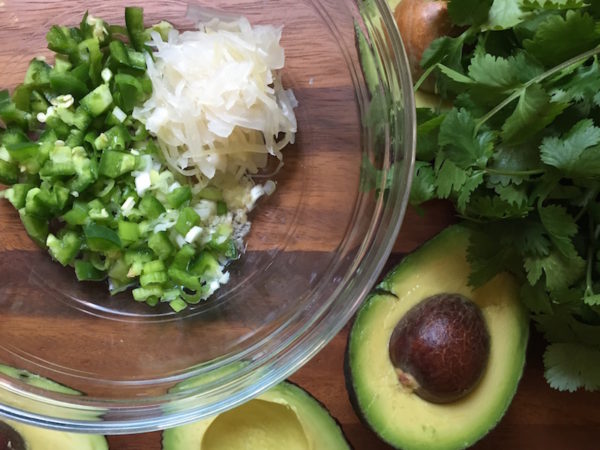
[
  {"x1": 389, "y1": 293, "x2": 490, "y2": 403},
  {"x1": 0, "y1": 421, "x2": 26, "y2": 450}
]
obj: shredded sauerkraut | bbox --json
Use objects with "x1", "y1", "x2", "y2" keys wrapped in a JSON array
[{"x1": 132, "y1": 16, "x2": 298, "y2": 182}]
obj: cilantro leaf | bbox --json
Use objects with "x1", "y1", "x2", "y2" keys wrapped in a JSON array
[
  {"x1": 524, "y1": 249, "x2": 585, "y2": 291},
  {"x1": 539, "y1": 204, "x2": 579, "y2": 258},
  {"x1": 468, "y1": 52, "x2": 543, "y2": 89},
  {"x1": 486, "y1": 0, "x2": 524, "y2": 29},
  {"x1": 421, "y1": 35, "x2": 465, "y2": 72},
  {"x1": 488, "y1": 141, "x2": 543, "y2": 186},
  {"x1": 435, "y1": 160, "x2": 468, "y2": 198},
  {"x1": 540, "y1": 118, "x2": 600, "y2": 176},
  {"x1": 584, "y1": 293, "x2": 600, "y2": 305},
  {"x1": 466, "y1": 224, "x2": 519, "y2": 286},
  {"x1": 466, "y1": 193, "x2": 533, "y2": 219},
  {"x1": 521, "y1": 281, "x2": 553, "y2": 314},
  {"x1": 501, "y1": 84, "x2": 568, "y2": 144},
  {"x1": 539, "y1": 204, "x2": 577, "y2": 238},
  {"x1": 410, "y1": 162, "x2": 436, "y2": 205},
  {"x1": 439, "y1": 108, "x2": 495, "y2": 168},
  {"x1": 513, "y1": 220, "x2": 552, "y2": 256},
  {"x1": 523, "y1": 10, "x2": 600, "y2": 67},
  {"x1": 416, "y1": 110, "x2": 444, "y2": 162},
  {"x1": 495, "y1": 184, "x2": 529, "y2": 206},
  {"x1": 521, "y1": 0, "x2": 590, "y2": 11},
  {"x1": 457, "y1": 170, "x2": 484, "y2": 211},
  {"x1": 448, "y1": 0, "x2": 493, "y2": 26},
  {"x1": 544, "y1": 343, "x2": 600, "y2": 392},
  {"x1": 550, "y1": 58, "x2": 600, "y2": 112}
]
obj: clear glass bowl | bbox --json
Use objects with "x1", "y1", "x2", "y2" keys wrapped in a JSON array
[{"x1": 0, "y1": 0, "x2": 415, "y2": 433}]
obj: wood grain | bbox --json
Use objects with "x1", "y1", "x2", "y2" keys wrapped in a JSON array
[
  {"x1": 1, "y1": 1, "x2": 599, "y2": 448},
  {"x1": 102, "y1": 206, "x2": 600, "y2": 449}
]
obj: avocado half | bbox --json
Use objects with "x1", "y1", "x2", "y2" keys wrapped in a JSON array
[
  {"x1": 162, "y1": 381, "x2": 351, "y2": 450},
  {"x1": 0, "y1": 364, "x2": 108, "y2": 450},
  {"x1": 345, "y1": 225, "x2": 529, "y2": 450}
]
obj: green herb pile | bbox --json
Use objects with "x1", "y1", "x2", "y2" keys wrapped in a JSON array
[
  {"x1": 0, "y1": 8, "x2": 238, "y2": 312},
  {"x1": 409, "y1": 0, "x2": 600, "y2": 391}
]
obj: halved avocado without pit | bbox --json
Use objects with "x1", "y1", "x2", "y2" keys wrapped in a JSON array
[
  {"x1": 345, "y1": 225, "x2": 529, "y2": 450},
  {"x1": 162, "y1": 381, "x2": 351, "y2": 450},
  {"x1": 0, "y1": 364, "x2": 108, "y2": 450}
]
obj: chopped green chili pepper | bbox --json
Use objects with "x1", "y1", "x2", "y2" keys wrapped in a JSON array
[
  {"x1": 175, "y1": 207, "x2": 200, "y2": 236},
  {"x1": 114, "y1": 73, "x2": 145, "y2": 113},
  {"x1": 54, "y1": 55, "x2": 72, "y2": 73},
  {"x1": 216, "y1": 200, "x2": 228, "y2": 216},
  {"x1": 109, "y1": 41, "x2": 129, "y2": 65},
  {"x1": 12, "y1": 85, "x2": 32, "y2": 112},
  {"x1": 139, "y1": 193, "x2": 165, "y2": 219},
  {"x1": 169, "y1": 298, "x2": 188, "y2": 312},
  {"x1": 0, "y1": 184, "x2": 34, "y2": 209},
  {"x1": 117, "y1": 220, "x2": 140, "y2": 244},
  {"x1": 98, "y1": 150, "x2": 137, "y2": 178},
  {"x1": 78, "y1": 38, "x2": 103, "y2": 85},
  {"x1": 70, "y1": 62, "x2": 91, "y2": 84},
  {"x1": 30, "y1": 90, "x2": 49, "y2": 114},
  {"x1": 84, "y1": 223, "x2": 122, "y2": 252},
  {"x1": 167, "y1": 267, "x2": 201, "y2": 290},
  {"x1": 167, "y1": 186, "x2": 192, "y2": 209},
  {"x1": 25, "y1": 187, "x2": 59, "y2": 218},
  {"x1": 49, "y1": 72, "x2": 89, "y2": 99},
  {"x1": 62, "y1": 201, "x2": 90, "y2": 226},
  {"x1": 132, "y1": 285, "x2": 163, "y2": 301},
  {"x1": 47, "y1": 231, "x2": 82, "y2": 266},
  {"x1": 0, "y1": 90, "x2": 28, "y2": 129},
  {"x1": 74, "y1": 260, "x2": 106, "y2": 281},
  {"x1": 172, "y1": 244, "x2": 195, "y2": 270},
  {"x1": 46, "y1": 25, "x2": 82, "y2": 55},
  {"x1": 125, "y1": 7, "x2": 146, "y2": 52},
  {"x1": 148, "y1": 231, "x2": 174, "y2": 260},
  {"x1": 80, "y1": 84, "x2": 112, "y2": 117},
  {"x1": 0, "y1": 8, "x2": 244, "y2": 311},
  {"x1": 0, "y1": 160, "x2": 18, "y2": 185},
  {"x1": 19, "y1": 208, "x2": 48, "y2": 247},
  {"x1": 24, "y1": 59, "x2": 52, "y2": 89},
  {"x1": 190, "y1": 251, "x2": 221, "y2": 278},
  {"x1": 140, "y1": 271, "x2": 168, "y2": 286}
]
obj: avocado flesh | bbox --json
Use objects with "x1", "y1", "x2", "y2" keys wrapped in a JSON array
[
  {"x1": 347, "y1": 225, "x2": 529, "y2": 450},
  {"x1": 1, "y1": 419, "x2": 108, "y2": 450},
  {"x1": 163, "y1": 381, "x2": 350, "y2": 450},
  {"x1": 0, "y1": 364, "x2": 108, "y2": 450}
]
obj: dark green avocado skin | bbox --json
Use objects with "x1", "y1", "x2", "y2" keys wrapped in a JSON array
[{"x1": 287, "y1": 381, "x2": 355, "y2": 450}]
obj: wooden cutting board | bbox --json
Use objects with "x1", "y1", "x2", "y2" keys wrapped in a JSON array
[{"x1": 103, "y1": 201, "x2": 600, "y2": 449}]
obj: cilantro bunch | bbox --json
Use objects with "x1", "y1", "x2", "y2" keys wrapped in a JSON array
[{"x1": 411, "y1": 0, "x2": 600, "y2": 391}]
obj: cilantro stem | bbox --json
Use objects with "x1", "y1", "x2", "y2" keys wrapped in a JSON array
[
  {"x1": 584, "y1": 217, "x2": 600, "y2": 298},
  {"x1": 485, "y1": 167, "x2": 545, "y2": 177},
  {"x1": 413, "y1": 65, "x2": 437, "y2": 93},
  {"x1": 475, "y1": 45, "x2": 600, "y2": 133},
  {"x1": 574, "y1": 187, "x2": 600, "y2": 222}
]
